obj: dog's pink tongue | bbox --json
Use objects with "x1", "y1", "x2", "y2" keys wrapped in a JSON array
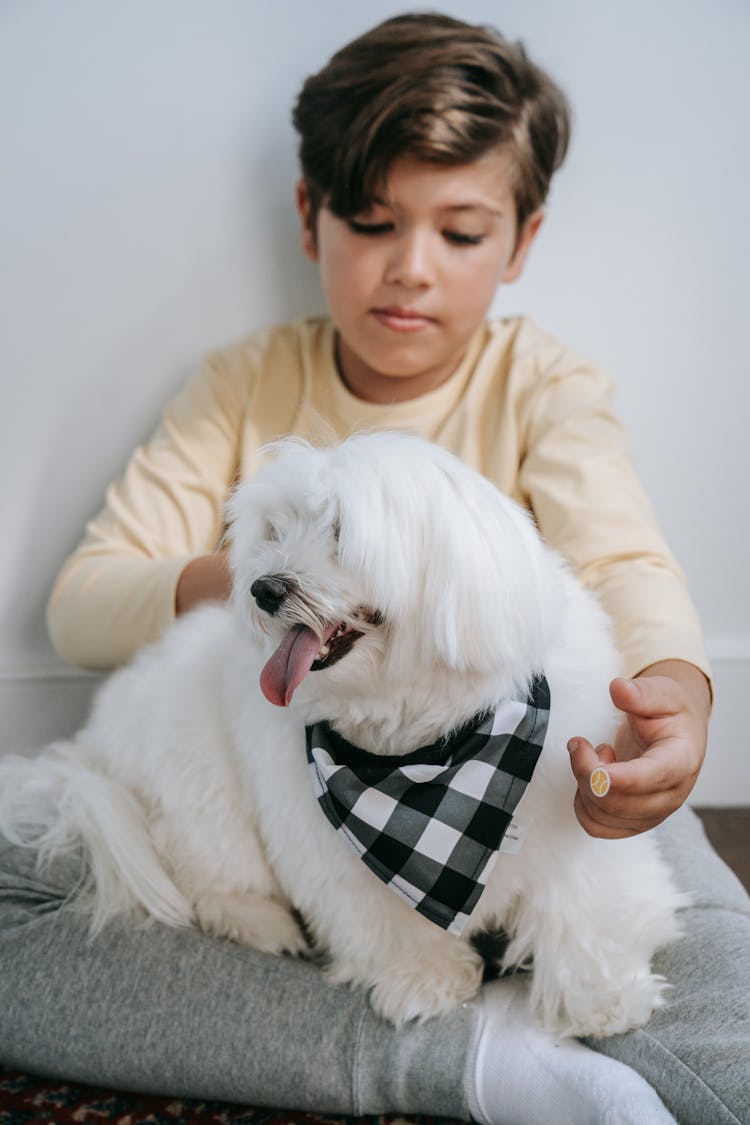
[{"x1": 260, "y1": 624, "x2": 322, "y2": 707}]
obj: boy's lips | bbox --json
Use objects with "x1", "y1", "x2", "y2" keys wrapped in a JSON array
[{"x1": 371, "y1": 306, "x2": 436, "y2": 332}]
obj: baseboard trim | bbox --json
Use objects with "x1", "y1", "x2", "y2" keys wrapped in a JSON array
[
  {"x1": 0, "y1": 660, "x2": 104, "y2": 752},
  {"x1": 0, "y1": 660, "x2": 102, "y2": 685},
  {"x1": 705, "y1": 640, "x2": 750, "y2": 663}
]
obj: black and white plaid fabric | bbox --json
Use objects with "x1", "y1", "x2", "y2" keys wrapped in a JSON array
[{"x1": 306, "y1": 675, "x2": 550, "y2": 935}]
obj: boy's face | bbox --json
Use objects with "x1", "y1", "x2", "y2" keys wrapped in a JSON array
[{"x1": 297, "y1": 149, "x2": 542, "y2": 403}]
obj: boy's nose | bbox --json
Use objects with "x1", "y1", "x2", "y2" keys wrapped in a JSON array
[{"x1": 384, "y1": 230, "x2": 435, "y2": 288}]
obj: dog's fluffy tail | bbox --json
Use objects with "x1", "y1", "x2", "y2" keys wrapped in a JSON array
[{"x1": 0, "y1": 747, "x2": 192, "y2": 934}]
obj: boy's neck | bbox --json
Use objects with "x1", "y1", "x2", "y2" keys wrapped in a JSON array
[{"x1": 335, "y1": 333, "x2": 467, "y2": 404}]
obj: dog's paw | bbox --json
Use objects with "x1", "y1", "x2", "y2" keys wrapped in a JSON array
[
  {"x1": 540, "y1": 970, "x2": 669, "y2": 1039},
  {"x1": 194, "y1": 891, "x2": 308, "y2": 956},
  {"x1": 365, "y1": 943, "x2": 484, "y2": 1026},
  {"x1": 568, "y1": 972, "x2": 669, "y2": 1038}
]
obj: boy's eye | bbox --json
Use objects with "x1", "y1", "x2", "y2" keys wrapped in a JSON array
[
  {"x1": 347, "y1": 219, "x2": 394, "y2": 236},
  {"x1": 443, "y1": 230, "x2": 485, "y2": 247},
  {"x1": 348, "y1": 219, "x2": 485, "y2": 246}
]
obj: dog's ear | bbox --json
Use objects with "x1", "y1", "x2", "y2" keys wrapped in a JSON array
[
  {"x1": 420, "y1": 477, "x2": 551, "y2": 676},
  {"x1": 333, "y1": 434, "x2": 552, "y2": 679}
]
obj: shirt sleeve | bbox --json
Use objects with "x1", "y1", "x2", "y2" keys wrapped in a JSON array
[
  {"x1": 46, "y1": 351, "x2": 248, "y2": 670},
  {"x1": 517, "y1": 356, "x2": 711, "y2": 684}
]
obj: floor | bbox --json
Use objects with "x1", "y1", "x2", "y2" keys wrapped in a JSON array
[{"x1": 694, "y1": 806, "x2": 750, "y2": 891}]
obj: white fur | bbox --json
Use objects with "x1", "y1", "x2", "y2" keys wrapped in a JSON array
[{"x1": 0, "y1": 433, "x2": 684, "y2": 1035}]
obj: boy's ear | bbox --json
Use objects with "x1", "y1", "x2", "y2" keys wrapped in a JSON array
[
  {"x1": 295, "y1": 179, "x2": 319, "y2": 261},
  {"x1": 503, "y1": 209, "x2": 545, "y2": 283}
]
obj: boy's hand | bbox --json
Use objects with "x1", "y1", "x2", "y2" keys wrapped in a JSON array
[
  {"x1": 567, "y1": 660, "x2": 710, "y2": 838},
  {"x1": 175, "y1": 550, "x2": 232, "y2": 616}
]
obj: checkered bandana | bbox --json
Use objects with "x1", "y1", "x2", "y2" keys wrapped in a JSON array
[{"x1": 306, "y1": 676, "x2": 550, "y2": 935}]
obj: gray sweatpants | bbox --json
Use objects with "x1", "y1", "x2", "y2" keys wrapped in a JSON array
[{"x1": 0, "y1": 807, "x2": 748, "y2": 1124}]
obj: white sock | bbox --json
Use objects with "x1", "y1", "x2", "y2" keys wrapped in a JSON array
[{"x1": 468, "y1": 977, "x2": 676, "y2": 1125}]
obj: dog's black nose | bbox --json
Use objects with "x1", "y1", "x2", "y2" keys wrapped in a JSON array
[{"x1": 250, "y1": 575, "x2": 289, "y2": 615}]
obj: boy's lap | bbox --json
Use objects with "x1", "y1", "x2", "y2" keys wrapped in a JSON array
[{"x1": 1, "y1": 811, "x2": 748, "y2": 1123}]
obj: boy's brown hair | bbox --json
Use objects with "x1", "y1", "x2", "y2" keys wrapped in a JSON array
[{"x1": 293, "y1": 12, "x2": 571, "y2": 236}]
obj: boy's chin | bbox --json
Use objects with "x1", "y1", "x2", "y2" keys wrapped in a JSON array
[{"x1": 336, "y1": 332, "x2": 469, "y2": 402}]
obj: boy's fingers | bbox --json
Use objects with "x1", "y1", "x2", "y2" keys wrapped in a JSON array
[
  {"x1": 572, "y1": 789, "x2": 679, "y2": 838},
  {"x1": 568, "y1": 738, "x2": 615, "y2": 801},
  {"x1": 567, "y1": 738, "x2": 614, "y2": 785},
  {"x1": 567, "y1": 730, "x2": 692, "y2": 838},
  {"x1": 568, "y1": 737, "x2": 681, "y2": 802},
  {"x1": 568, "y1": 741, "x2": 682, "y2": 836}
]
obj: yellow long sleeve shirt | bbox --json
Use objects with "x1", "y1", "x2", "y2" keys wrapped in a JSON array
[{"x1": 47, "y1": 316, "x2": 710, "y2": 680}]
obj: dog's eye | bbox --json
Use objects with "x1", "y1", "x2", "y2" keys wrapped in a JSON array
[{"x1": 332, "y1": 517, "x2": 341, "y2": 544}]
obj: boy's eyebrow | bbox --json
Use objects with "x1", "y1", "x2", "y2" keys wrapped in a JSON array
[
  {"x1": 370, "y1": 197, "x2": 504, "y2": 218},
  {"x1": 443, "y1": 203, "x2": 504, "y2": 217}
]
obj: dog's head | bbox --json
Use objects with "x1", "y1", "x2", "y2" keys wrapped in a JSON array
[{"x1": 228, "y1": 433, "x2": 558, "y2": 748}]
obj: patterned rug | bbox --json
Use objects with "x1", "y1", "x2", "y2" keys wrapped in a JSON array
[{"x1": 0, "y1": 1069, "x2": 462, "y2": 1125}]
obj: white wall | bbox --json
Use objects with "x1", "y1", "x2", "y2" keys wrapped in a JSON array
[{"x1": 1, "y1": 0, "x2": 748, "y2": 803}]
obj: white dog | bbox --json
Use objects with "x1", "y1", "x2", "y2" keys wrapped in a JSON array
[{"x1": 0, "y1": 433, "x2": 684, "y2": 1036}]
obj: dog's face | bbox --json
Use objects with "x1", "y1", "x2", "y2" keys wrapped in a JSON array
[{"x1": 228, "y1": 433, "x2": 554, "y2": 743}]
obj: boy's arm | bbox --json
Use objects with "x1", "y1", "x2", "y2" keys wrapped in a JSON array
[
  {"x1": 518, "y1": 354, "x2": 712, "y2": 836},
  {"x1": 47, "y1": 352, "x2": 247, "y2": 669},
  {"x1": 568, "y1": 660, "x2": 710, "y2": 837},
  {"x1": 520, "y1": 360, "x2": 711, "y2": 683}
]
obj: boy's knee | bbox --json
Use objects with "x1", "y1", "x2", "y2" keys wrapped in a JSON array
[
  {"x1": 593, "y1": 1022, "x2": 749, "y2": 1125},
  {"x1": 590, "y1": 896, "x2": 750, "y2": 1124}
]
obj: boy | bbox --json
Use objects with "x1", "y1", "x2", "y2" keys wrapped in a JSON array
[{"x1": 3, "y1": 13, "x2": 748, "y2": 1123}]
